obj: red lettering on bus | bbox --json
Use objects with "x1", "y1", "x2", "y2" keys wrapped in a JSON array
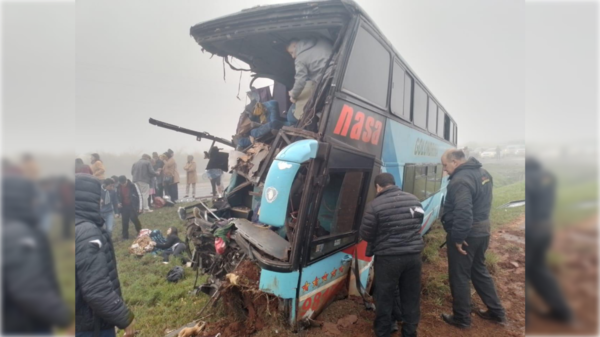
[
  {"x1": 333, "y1": 105, "x2": 353, "y2": 136},
  {"x1": 362, "y1": 116, "x2": 374, "y2": 143},
  {"x1": 350, "y1": 112, "x2": 365, "y2": 140},
  {"x1": 371, "y1": 120, "x2": 383, "y2": 145},
  {"x1": 332, "y1": 104, "x2": 383, "y2": 146}
]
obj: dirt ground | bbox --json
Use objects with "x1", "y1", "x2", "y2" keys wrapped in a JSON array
[
  {"x1": 527, "y1": 216, "x2": 598, "y2": 335},
  {"x1": 292, "y1": 216, "x2": 528, "y2": 337},
  {"x1": 184, "y1": 217, "x2": 528, "y2": 337}
]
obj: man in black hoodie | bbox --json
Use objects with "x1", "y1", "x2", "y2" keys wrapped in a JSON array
[
  {"x1": 440, "y1": 149, "x2": 505, "y2": 329},
  {"x1": 2, "y1": 176, "x2": 71, "y2": 335},
  {"x1": 360, "y1": 173, "x2": 425, "y2": 337},
  {"x1": 75, "y1": 174, "x2": 135, "y2": 336}
]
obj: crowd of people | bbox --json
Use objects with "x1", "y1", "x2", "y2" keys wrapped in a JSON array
[{"x1": 74, "y1": 147, "x2": 227, "y2": 241}]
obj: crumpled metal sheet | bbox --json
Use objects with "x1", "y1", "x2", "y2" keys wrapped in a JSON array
[{"x1": 234, "y1": 142, "x2": 270, "y2": 182}]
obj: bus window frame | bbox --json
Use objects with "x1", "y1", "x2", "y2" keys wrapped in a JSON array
[
  {"x1": 301, "y1": 146, "x2": 375, "y2": 267},
  {"x1": 339, "y1": 23, "x2": 392, "y2": 112},
  {"x1": 391, "y1": 59, "x2": 410, "y2": 122}
]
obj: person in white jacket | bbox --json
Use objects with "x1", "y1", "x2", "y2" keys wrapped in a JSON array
[{"x1": 285, "y1": 37, "x2": 333, "y2": 123}]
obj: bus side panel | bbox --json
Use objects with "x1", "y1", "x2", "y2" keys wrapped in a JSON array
[
  {"x1": 343, "y1": 241, "x2": 374, "y2": 296},
  {"x1": 297, "y1": 251, "x2": 353, "y2": 321},
  {"x1": 381, "y1": 120, "x2": 454, "y2": 233}
]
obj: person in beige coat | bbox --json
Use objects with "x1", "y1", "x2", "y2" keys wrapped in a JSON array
[
  {"x1": 183, "y1": 155, "x2": 197, "y2": 198},
  {"x1": 162, "y1": 151, "x2": 180, "y2": 201},
  {"x1": 90, "y1": 153, "x2": 106, "y2": 180}
]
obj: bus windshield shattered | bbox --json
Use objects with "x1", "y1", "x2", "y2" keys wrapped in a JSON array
[{"x1": 153, "y1": 0, "x2": 458, "y2": 334}]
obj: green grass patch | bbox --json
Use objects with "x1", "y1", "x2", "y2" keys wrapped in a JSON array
[
  {"x1": 423, "y1": 223, "x2": 446, "y2": 263},
  {"x1": 555, "y1": 180, "x2": 598, "y2": 227},
  {"x1": 423, "y1": 271, "x2": 449, "y2": 304},
  {"x1": 490, "y1": 181, "x2": 526, "y2": 229},
  {"x1": 108, "y1": 205, "x2": 209, "y2": 336},
  {"x1": 485, "y1": 251, "x2": 500, "y2": 274}
]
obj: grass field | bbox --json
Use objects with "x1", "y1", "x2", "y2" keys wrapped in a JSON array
[{"x1": 110, "y1": 206, "x2": 208, "y2": 336}]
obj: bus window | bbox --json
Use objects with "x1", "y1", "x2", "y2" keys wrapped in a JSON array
[
  {"x1": 343, "y1": 26, "x2": 391, "y2": 109},
  {"x1": 444, "y1": 115, "x2": 451, "y2": 141},
  {"x1": 413, "y1": 165, "x2": 427, "y2": 200},
  {"x1": 434, "y1": 164, "x2": 443, "y2": 192},
  {"x1": 311, "y1": 171, "x2": 366, "y2": 261},
  {"x1": 454, "y1": 125, "x2": 458, "y2": 144},
  {"x1": 413, "y1": 84, "x2": 427, "y2": 130},
  {"x1": 404, "y1": 74, "x2": 413, "y2": 121},
  {"x1": 437, "y1": 108, "x2": 445, "y2": 138},
  {"x1": 427, "y1": 98, "x2": 438, "y2": 134},
  {"x1": 449, "y1": 120, "x2": 454, "y2": 144},
  {"x1": 403, "y1": 165, "x2": 415, "y2": 194},
  {"x1": 391, "y1": 61, "x2": 408, "y2": 120},
  {"x1": 425, "y1": 165, "x2": 437, "y2": 198}
]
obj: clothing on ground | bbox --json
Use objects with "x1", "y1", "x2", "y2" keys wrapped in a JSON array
[{"x1": 163, "y1": 243, "x2": 186, "y2": 262}]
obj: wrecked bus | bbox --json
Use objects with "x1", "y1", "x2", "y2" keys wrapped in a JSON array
[{"x1": 164, "y1": 0, "x2": 458, "y2": 331}]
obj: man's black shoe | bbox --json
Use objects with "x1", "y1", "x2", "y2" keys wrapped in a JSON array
[
  {"x1": 441, "y1": 313, "x2": 470, "y2": 329},
  {"x1": 475, "y1": 309, "x2": 507, "y2": 325},
  {"x1": 391, "y1": 322, "x2": 399, "y2": 333}
]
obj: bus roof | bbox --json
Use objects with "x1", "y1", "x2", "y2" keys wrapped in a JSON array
[{"x1": 190, "y1": 0, "x2": 456, "y2": 125}]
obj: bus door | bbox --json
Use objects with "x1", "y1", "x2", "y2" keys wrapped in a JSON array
[{"x1": 296, "y1": 146, "x2": 375, "y2": 322}]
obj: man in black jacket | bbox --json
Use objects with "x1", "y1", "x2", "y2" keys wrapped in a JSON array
[
  {"x1": 360, "y1": 173, "x2": 425, "y2": 337},
  {"x1": 440, "y1": 149, "x2": 505, "y2": 328},
  {"x1": 75, "y1": 174, "x2": 135, "y2": 336},
  {"x1": 116, "y1": 175, "x2": 143, "y2": 240},
  {"x1": 2, "y1": 176, "x2": 72, "y2": 335}
]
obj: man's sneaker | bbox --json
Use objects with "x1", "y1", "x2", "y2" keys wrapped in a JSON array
[
  {"x1": 441, "y1": 314, "x2": 470, "y2": 329},
  {"x1": 475, "y1": 310, "x2": 507, "y2": 325},
  {"x1": 162, "y1": 261, "x2": 169, "y2": 265}
]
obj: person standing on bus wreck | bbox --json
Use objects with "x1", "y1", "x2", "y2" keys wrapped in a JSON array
[
  {"x1": 285, "y1": 37, "x2": 333, "y2": 124},
  {"x1": 359, "y1": 173, "x2": 425, "y2": 337},
  {"x1": 440, "y1": 149, "x2": 506, "y2": 329}
]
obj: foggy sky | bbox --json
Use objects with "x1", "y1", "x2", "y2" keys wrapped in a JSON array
[{"x1": 2, "y1": 0, "x2": 597, "y2": 157}]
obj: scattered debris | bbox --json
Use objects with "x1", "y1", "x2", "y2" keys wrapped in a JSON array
[{"x1": 510, "y1": 261, "x2": 519, "y2": 268}]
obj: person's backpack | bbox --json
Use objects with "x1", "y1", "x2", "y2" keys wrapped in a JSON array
[{"x1": 166, "y1": 266, "x2": 184, "y2": 283}]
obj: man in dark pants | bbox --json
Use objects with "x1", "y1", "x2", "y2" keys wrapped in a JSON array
[
  {"x1": 116, "y1": 175, "x2": 142, "y2": 240},
  {"x1": 440, "y1": 149, "x2": 506, "y2": 328},
  {"x1": 525, "y1": 157, "x2": 572, "y2": 324},
  {"x1": 360, "y1": 173, "x2": 425, "y2": 337}
]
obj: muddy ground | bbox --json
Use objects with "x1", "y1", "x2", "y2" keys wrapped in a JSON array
[
  {"x1": 183, "y1": 217, "x2": 528, "y2": 337},
  {"x1": 527, "y1": 216, "x2": 598, "y2": 335}
]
